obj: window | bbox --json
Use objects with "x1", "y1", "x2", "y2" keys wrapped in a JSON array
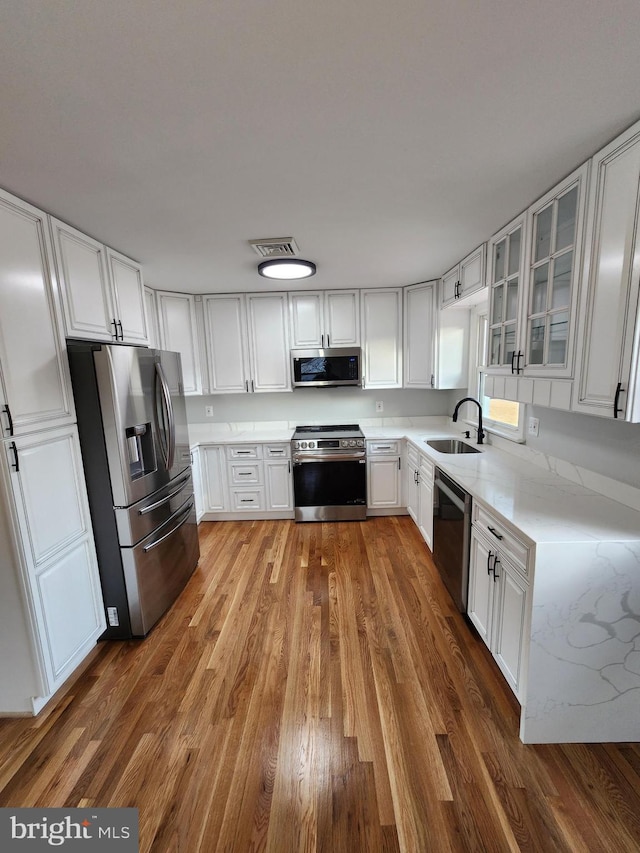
[{"x1": 468, "y1": 308, "x2": 525, "y2": 441}]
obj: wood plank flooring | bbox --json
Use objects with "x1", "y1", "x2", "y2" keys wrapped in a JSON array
[{"x1": 1, "y1": 517, "x2": 640, "y2": 851}]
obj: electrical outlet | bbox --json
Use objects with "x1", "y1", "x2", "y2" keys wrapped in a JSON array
[
  {"x1": 205, "y1": 405, "x2": 214, "y2": 417},
  {"x1": 528, "y1": 417, "x2": 539, "y2": 437},
  {"x1": 375, "y1": 401, "x2": 384, "y2": 412}
]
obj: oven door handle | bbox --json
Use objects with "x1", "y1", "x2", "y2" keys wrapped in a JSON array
[{"x1": 293, "y1": 453, "x2": 366, "y2": 463}]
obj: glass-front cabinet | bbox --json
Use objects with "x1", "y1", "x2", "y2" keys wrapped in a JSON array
[
  {"x1": 486, "y1": 163, "x2": 588, "y2": 378},
  {"x1": 487, "y1": 213, "x2": 527, "y2": 373},
  {"x1": 523, "y1": 164, "x2": 588, "y2": 378}
]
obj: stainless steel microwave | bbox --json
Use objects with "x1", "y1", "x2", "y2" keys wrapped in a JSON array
[{"x1": 291, "y1": 347, "x2": 362, "y2": 388}]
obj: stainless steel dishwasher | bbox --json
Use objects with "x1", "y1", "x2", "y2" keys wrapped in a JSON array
[{"x1": 432, "y1": 468, "x2": 472, "y2": 612}]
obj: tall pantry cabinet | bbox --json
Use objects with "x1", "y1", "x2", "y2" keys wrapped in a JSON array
[{"x1": 0, "y1": 188, "x2": 105, "y2": 714}]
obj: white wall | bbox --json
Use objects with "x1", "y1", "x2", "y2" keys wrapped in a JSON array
[
  {"x1": 186, "y1": 387, "x2": 460, "y2": 425},
  {"x1": 526, "y1": 405, "x2": 640, "y2": 490}
]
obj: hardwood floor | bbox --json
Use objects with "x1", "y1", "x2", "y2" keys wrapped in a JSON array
[{"x1": 1, "y1": 517, "x2": 639, "y2": 851}]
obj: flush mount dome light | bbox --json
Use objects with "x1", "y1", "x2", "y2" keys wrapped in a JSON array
[{"x1": 258, "y1": 259, "x2": 316, "y2": 280}]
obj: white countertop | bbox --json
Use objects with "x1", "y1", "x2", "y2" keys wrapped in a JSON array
[{"x1": 188, "y1": 420, "x2": 640, "y2": 546}]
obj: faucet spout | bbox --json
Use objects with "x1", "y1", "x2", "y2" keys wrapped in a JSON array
[{"x1": 452, "y1": 396, "x2": 485, "y2": 445}]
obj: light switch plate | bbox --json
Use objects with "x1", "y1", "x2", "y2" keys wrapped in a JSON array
[
  {"x1": 205, "y1": 405, "x2": 214, "y2": 417},
  {"x1": 376, "y1": 401, "x2": 384, "y2": 412},
  {"x1": 528, "y1": 417, "x2": 539, "y2": 437}
]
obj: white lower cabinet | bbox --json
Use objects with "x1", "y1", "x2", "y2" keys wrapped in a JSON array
[
  {"x1": 467, "y1": 507, "x2": 530, "y2": 700},
  {"x1": 199, "y1": 442, "x2": 293, "y2": 519},
  {"x1": 190, "y1": 447, "x2": 204, "y2": 522},
  {"x1": 0, "y1": 425, "x2": 105, "y2": 713},
  {"x1": 417, "y1": 455, "x2": 434, "y2": 549},
  {"x1": 367, "y1": 440, "x2": 402, "y2": 511},
  {"x1": 403, "y1": 441, "x2": 433, "y2": 548}
]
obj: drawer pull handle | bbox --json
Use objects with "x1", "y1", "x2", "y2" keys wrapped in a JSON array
[{"x1": 488, "y1": 526, "x2": 503, "y2": 540}]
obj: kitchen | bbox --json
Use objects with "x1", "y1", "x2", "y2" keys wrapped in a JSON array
[{"x1": 1, "y1": 2, "x2": 640, "y2": 851}]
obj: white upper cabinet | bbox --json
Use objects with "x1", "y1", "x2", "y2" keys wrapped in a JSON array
[
  {"x1": 0, "y1": 191, "x2": 75, "y2": 437},
  {"x1": 245, "y1": 293, "x2": 291, "y2": 392},
  {"x1": 289, "y1": 289, "x2": 360, "y2": 348},
  {"x1": 105, "y1": 248, "x2": 148, "y2": 344},
  {"x1": 486, "y1": 213, "x2": 528, "y2": 375},
  {"x1": 440, "y1": 244, "x2": 486, "y2": 308},
  {"x1": 521, "y1": 164, "x2": 589, "y2": 378},
  {"x1": 404, "y1": 281, "x2": 468, "y2": 389},
  {"x1": 573, "y1": 120, "x2": 640, "y2": 421},
  {"x1": 204, "y1": 295, "x2": 250, "y2": 393},
  {"x1": 50, "y1": 217, "x2": 147, "y2": 345},
  {"x1": 204, "y1": 292, "x2": 291, "y2": 393},
  {"x1": 486, "y1": 164, "x2": 588, "y2": 379},
  {"x1": 361, "y1": 288, "x2": 403, "y2": 388},
  {"x1": 144, "y1": 286, "x2": 160, "y2": 348},
  {"x1": 156, "y1": 291, "x2": 203, "y2": 395}
]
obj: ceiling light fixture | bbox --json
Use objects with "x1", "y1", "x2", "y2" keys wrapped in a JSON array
[{"x1": 258, "y1": 258, "x2": 316, "y2": 280}]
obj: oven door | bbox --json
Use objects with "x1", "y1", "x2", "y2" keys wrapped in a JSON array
[{"x1": 292, "y1": 456, "x2": 367, "y2": 521}]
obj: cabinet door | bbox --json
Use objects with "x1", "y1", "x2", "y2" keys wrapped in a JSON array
[
  {"x1": 492, "y1": 556, "x2": 528, "y2": 698},
  {"x1": 367, "y1": 457, "x2": 401, "y2": 508},
  {"x1": 204, "y1": 295, "x2": 251, "y2": 393},
  {"x1": 106, "y1": 248, "x2": 148, "y2": 344},
  {"x1": 440, "y1": 265, "x2": 460, "y2": 308},
  {"x1": 0, "y1": 192, "x2": 75, "y2": 436},
  {"x1": 246, "y1": 293, "x2": 291, "y2": 392},
  {"x1": 417, "y1": 473, "x2": 433, "y2": 549},
  {"x1": 404, "y1": 445, "x2": 419, "y2": 522},
  {"x1": 49, "y1": 217, "x2": 115, "y2": 341},
  {"x1": 5, "y1": 426, "x2": 105, "y2": 693},
  {"x1": 523, "y1": 164, "x2": 588, "y2": 378},
  {"x1": 156, "y1": 291, "x2": 203, "y2": 395},
  {"x1": 289, "y1": 292, "x2": 323, "y2": 348},
  {"x1": 190, "y1": 448, "x2": 204, "y2": 522},
  {"x1": 144, "y1": 286, "x2": 160, "y2": 349},
  {"x1": 467, "y1": 530, "x2": 495, "y2": 646},
  {"x1": 265, "y1": 460, "x2": 293, "y2": 510},
  {"x1": 459, "y1": 244, "x2": 486, "y2": 299},
  {"x1": 404, "y1": 283, "x2": 435, "y2": 388},
  {"x1": 487, "y1": 214, "x2": 527, "y2": 374},
  {"x1": 573, "y1": 121, "x2": 640, "y2": 420},
  {"x1": 201, "y1": 446, "x2": 227, "y2": 511},
  {"x1": 361, "y1": 289, "x2": 403, "y2": 388},
  {"x1": 324, "y1": 290, "x2": 360, "y2": 346}
]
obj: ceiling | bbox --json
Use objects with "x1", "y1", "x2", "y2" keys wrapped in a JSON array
[{"x1": 1, "y1": 1, "x2": 640, "y2": 295}]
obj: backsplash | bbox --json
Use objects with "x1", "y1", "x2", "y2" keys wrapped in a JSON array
[{"x1": 185, "y1": 388, "x2": 459, "y2": 425}]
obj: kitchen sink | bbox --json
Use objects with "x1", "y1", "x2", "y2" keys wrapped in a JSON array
[{"x1": 426, "y1": 439, "x2": 481, "y2": 454}]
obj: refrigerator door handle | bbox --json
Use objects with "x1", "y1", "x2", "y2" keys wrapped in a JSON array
[
  {"x1": 143, "y1": 499, "x2": 193, "y2": 553},
  {"x1": 154, "y1": 361, "x2": 176, "y2": 471}
]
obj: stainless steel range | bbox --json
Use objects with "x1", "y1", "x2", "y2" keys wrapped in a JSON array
[{"x1": 291, "y1": 424, "x2": 367, "y2": 522}]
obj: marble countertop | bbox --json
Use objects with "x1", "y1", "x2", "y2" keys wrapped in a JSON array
[{"x1": 188, "y1": 419, "x2": 640, "y2": 546}]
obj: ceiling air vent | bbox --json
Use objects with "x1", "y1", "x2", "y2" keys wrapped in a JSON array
[{"x1": 249, "y1": 237, "x2": 300, "y2": 258}]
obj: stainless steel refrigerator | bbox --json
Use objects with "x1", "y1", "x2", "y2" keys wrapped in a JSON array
[{"x1": 68, "y1": 342, "x2": 199, "y2": 639}]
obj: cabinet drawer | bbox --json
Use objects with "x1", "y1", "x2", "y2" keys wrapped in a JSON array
[
  {"x1": 264, "y1": 443, "x2": 290, "y2": 459},
  {"x1": 367, "y1": 440, "x2": 401, "y2": 456},
  {"x1": 226, "y1": 444, "x2": 262, "y2": 460},
  {"x1": 473, "y1": 504, "x2": 529, "y2": 576},
  {"x1": 229, "y1": 462, "x2": 262, "y2": 485},
  {"x1": 229, "y1": 487, "x2": 265, "y2": 511}
]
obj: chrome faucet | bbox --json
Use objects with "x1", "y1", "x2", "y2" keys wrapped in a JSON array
[{"x1": 452, "y1": 397, "x2": 485, "y2": 444}]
